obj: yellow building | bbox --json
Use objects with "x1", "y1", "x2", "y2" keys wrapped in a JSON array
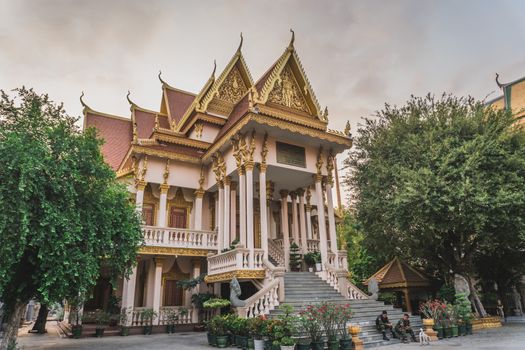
[{"x1": 488, "y1": 74, "x2": 525, "y2": 120}]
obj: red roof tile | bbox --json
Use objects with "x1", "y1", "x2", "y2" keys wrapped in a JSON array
[
  {"x1": 84, "y1": 112, "x2": 132, "y2": 170},
  {"x1": 134, "y1": 109, "x2": 156, "y2": 139},
  {"x1": 165, "y1": 88, "x2": 195, "y2": 125},
  {"x1": 215, "y1": 94, "x2": 249, "y2": 140}
]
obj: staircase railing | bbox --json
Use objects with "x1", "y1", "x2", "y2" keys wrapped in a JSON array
[
  {"x1": 268, "y1": 239, "x2": 285, "y2": 267},
  {"x1": 236, "y1": 278, "x2": 281, "y2": 318},
  {"x1": 320, "y1": 255, "x2": 369, "y2": 300}
]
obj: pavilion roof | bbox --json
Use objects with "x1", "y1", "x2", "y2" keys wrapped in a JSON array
[{"x1": 364, "y1": 257, "x2": 430, "y2": 289}]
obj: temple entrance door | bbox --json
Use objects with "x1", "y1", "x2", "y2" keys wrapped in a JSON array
[
  {"x1": 142, "y1": 204, "x2": 155, "y2": 226},
  {"x1": 163, "y1": 280, "x2": 183, "y2": 306},
  {"x1": 169, "y1": 207, "x2": 187, "y2": 228}
]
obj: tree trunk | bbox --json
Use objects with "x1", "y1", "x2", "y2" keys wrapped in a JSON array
[
  {"x1": 466, "y1": 275, "x2": 487, "y2": 318},
  {"x1": 0, "y1": 301, "x2": 26, "y2": 350},
  {"x1": 31, "y1": 304, "x2": 48, "y2": 334}
]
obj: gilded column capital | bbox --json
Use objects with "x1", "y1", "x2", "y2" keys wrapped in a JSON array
[
  {"x1": 296, "y1": 188, "x2": 305, "y2": 197},
  {"x1": 290, "y1": 191, "x2": 297, "y2": 200},
  {"x1": 306, "y1": 204, "x2": 312, "y2": 211},
  {"x1": 194, "y1": 189, "x2": 205, "y2": 198},
  {"x1": 136, "y1": 180, "x2": 147, "y2": 191},
  {"x1": 326, "y1": 150, "x2": 335, "y2": 186},
  {"x1": 306, "y1": 187, "x2": 312, "y2": 205},
  {"x1": 160, "y1": 183, "x2": 170, "y2": 194},
  {"x1": 224, "y1": 176, "x2": 232, "y2": 186},
  {"x1": 230, "y1": 181, "x2": 238, "y2": 191},
  {"x1": 237, "y1": 166, "x2": 245, "y2": 176},
  {"x1": 154, "y1": 257, "x2": 166, "y2": 267},
  {"x1": 245, "y1": 161, "x2": 255, "y2": 171},
  {"x1": 259, "y1": 163, "x2": 268, "y2": 173},
  {"x1": 313, "y1": 174, "x2": 323, "y2": 183},
  {"x1": 316, "y1": 146, "x2": 324, "y2": 176},
  {"x1": 279, "y1": 189, "x2": 289, "y2": 199},
  {"x1": 218, "y1": 180, "x2": 224, "y2": 189}
]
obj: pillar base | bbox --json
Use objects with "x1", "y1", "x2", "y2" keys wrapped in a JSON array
[
  {"x1": 424, "y1": 327, "x2": 438, "y2": 341},
  {"x1": 351, "y1": 336, "x2": 364, "y2": 350}
]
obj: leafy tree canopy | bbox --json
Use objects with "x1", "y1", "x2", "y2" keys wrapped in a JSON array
[
  {"x1": 345, "y1": 94, "x2": 525, "y2": 285},
  {"x1": 0, "y1": 88, "x2": 143, "y2": 347}
]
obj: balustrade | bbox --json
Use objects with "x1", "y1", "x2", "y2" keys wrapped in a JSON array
[
  {"x1": 268, "y1": 239, "x2": 285, "y2": 266},
  {"x1": 307, "y1": 239, "x2": 320, "y2": 253},
  {"x1": 237, "y1": 278, "x2": 281, "y2": 318},
  {"x1": 142, "y1": 226, "x2": 217, "y2": 250},
  {"x1": 158, "y1": 306, "x2": 193, "y2": 325},
  {"x1": 208, "y1": 247, "x2": 266, "y2": 276}
]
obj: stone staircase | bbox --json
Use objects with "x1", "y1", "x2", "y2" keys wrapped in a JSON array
[{"x1": 269, "y1": 272, "x2": 422, "y2": 348}]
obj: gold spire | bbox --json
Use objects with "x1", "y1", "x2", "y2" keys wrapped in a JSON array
[
  {"x1": 288, "y1": 28, "x2": 295, "y2": 50},
  {"x1": 79, "y1": 91, "x2": 90, "y2": 110},
  {"x1": 158, "y1": 70, "x2": 169, "y2": 86},
  {"x1": 126, "y1": 90, "x2": 137, "y2": 110},
  {"x1": 237, "y1": 32, "x2": 243, "y2": 53}
]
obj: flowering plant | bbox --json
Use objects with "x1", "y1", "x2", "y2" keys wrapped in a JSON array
[
  {"x1": 419, "y1": 300, "x2": 448, "y2": 327},
  {"x1": 299, "y1": 305, "x2": 324, "y2": 342},
  {"x1": 309, "y1": 302, "x2": 353, "y2": 341}
]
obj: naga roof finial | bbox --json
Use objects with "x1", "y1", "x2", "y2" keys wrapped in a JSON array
[
  {"x1": 158, "y1": 70, "x2": 169, "y2": 86},
  {"x1": 288, "y1": 28, "x2": 295, "y2": 50},
  {"x1": 79, "y1": 91, "x2": 90, "y2": 110},
  {"x1": 126, "y1": 90, "x2": 137, "y2": 108},
  {"x1": 495, "y1": 73, "x2": 505, "y2": 89},
  {"x1": 237, "y1": 32, "x2": 243, "y2": 53},
  {"x1": 212, "y1": 59, "x2": 217, "y2": 78}
]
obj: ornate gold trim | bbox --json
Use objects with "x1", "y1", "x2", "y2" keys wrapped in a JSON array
[
  {"x1": 132, "y1": 145, "x2": 201, "y2": 164},
  {"x1": 257, "y1": 104, "x2": 327, "y2": 131},
  {"x1": 204, "y1": 269, "x2": 266, "y2": 283},
  {"x1": 153, "y1": 132, "x2": 211, "y2": 150},
  {"x1": 139, "y1": 246, "x2": 212, "y2": 256}
]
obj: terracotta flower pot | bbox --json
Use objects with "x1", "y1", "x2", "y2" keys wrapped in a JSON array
[{"x1": 423, "y1": 319, "x2": 434, "y2": 327}]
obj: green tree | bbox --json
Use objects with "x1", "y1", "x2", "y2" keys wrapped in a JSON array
[
  {"x1": 0, "y1": 88, "x2": 143, "y2": 349},
  {"x1": 345, "y1": 94, "x2": 525, "y2": 315}
]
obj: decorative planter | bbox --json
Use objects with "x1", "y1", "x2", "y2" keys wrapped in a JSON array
[
  {"x1": 71, "y1": 325, "x2": 82, "y2": 339},
  {"x1": 281, "y1": 346, "x2": 295, "y2": 350},
  {"x1": 451, "y1": 325, "x2": 459, "y2": 337},
  {"x1": 443, "y1": 327, "x2": 452, "y2": 338},
  {"x1": 327, "y1": 339, "x2": 339, "y2": 350},
  {"x1": 120, "y1": 327, "x2": 130, "y2": 336},
  {"x1": 247, "y1": 337, "x2": 255, "y2": 349},
  {"x1": 315, "y1": 263, "x2": 322, "y2": 271},
  {"x1": 296, "y1": 343, "x2": 311, "y2": 350},
  {"x1": 308, "y1": 267, "x2": 314, "y2": 272},
  {"x1": 422, "y1": 319, "x2": 437, "y2": 341},
  {"x1": 166, "y1": 324, "x2": 176, "y2": 334},
  {"x1": 254, "y1": 339, "x2": 265, "y2": 350},
  {"x1": 340, "y1": 338, "x2": 353, "y2": 350},
  {"x1": 434, "y1": 326, "x2": 444, "y2": 339},
  {"x1": 216, "y1": 335, "x2": 229, "y2": 348},
  {"x1": 237, "y1": 335, "x2": 248, "y2": 349},
  {"x1": 311, "y1": 341, "x2": 325, "y2": 350},
  {"x1": 466, "y1": 323, "x2": 473, "y2": 335},
  {"x1": 207, "y1": 332, "x2": 217, "y2": 346},
  {"x1": 95, "y1": 328, "x2": 105, "y2": 338},
  {"x1": 143, "y1": 325, "x2": 153, "y2": 335}
]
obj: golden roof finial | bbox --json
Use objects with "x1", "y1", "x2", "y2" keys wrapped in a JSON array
[
  {"x1": 158, "y1": 70, "x2": 169, "y2": 86},
  {"x1": 212, "y1": 59, "x2": 217, "y2": 78},
  {"x1": 288, "y1": 28, "x2": 295, "y2": 50},
  {"x1": 344, "y1": 121, "x2": 351, "y2": 136},
  {"x1": 495, "y1": 73, "x2": 505, "y2": 89},
  {"x1": 163, "y1": 159, "x2": 170, "y2": 184},
  {"x1": 126, "y1": 90, "x2": 137, "y2": 109},
  {"x1": 237, "y1": 32, "x2": 243, "y2": 53},
  {"x1": 79, "y1": 91, "x2": 91, "y2": 110}
]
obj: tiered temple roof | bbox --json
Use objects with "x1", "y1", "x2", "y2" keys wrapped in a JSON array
[{"x1": 83, "y1": 31, "x2": 351, "y2": 174}]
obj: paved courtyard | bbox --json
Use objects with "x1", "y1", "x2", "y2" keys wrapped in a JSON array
[{"x1": 15, "y1": 322, "x2": 525, "y2": 350}]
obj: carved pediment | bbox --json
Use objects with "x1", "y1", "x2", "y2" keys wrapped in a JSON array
[
  {"x1": 217, "y1": 66, "x2": 248, "y2": 104},
  {"x1": 268, "y1": 65, "x2": 310, "y2": 114}
]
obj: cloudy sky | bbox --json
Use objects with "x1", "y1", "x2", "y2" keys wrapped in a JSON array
[{"x1": 1, "y1": 1, "x2": 524, "y2": 153}]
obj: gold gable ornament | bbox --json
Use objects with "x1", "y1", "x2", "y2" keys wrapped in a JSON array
[{"x1": 268, "y1": 65, "x2": 310, "y2": 114}]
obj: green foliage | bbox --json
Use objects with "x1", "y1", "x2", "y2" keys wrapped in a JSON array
[
  {"x1": 337, "y1": 210, "x2": 382, "y2": 287},
  {"x1": 140, "y1": 308, "x2": 157, "y2": 326},
  {"x1": 289, "y1": 242, "x2": 302, "y2": 270},
  {"x1": 94, "y1": 309, "x2": 109, "y2": 328},
  {"x1": 191, "y1": 292, "x2": 216, "y2": 308},
  {"x1": 176, "y1": 274, "x2": 206, "y2": 290},
  {"x1": 303, "y1": 251, "x2": 320, "y2": 267},
  {"x1": 203, "y1": 298, "x2": 231, "y2": 309},
  {"x1": 207, "y1": 315, "x2": 229, "y2": 336},
  {"x1": 437, "y1": 284, "x2": 456, "y2": 303},
  {"x1": 345, "y1": 94, "x2": 525, "y2": 284},
  {"x1": 0, "y1": 88, "x2": 143, "y2": 320},
  {"x1": 454, "y1": 293, "x2": 474, "y2": 323},
  {"x1": 377, "y1": 292, "x2": 397, "y2": 305}
]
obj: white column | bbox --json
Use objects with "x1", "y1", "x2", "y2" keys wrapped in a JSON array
[
  {"x1": 218, "y1": 183, "x2": 224, "y2": 252},
  {"x1": 290, "y1": 192, "x2": 299, "y2": 245},
  {"x1": 245, "y1": 163, "x2": 255, "y2": 268},
  {"x1": 223, "y1": 177, "x2": 231, "y2": 250},
  {"x1": 136, "y1": 182, "x2": 146, "y2": 213},
  {"x1": 259, "y1": 165, "x2": 269, "y2": 260},
  {"x1": 239, "y1": 169, "x2": 247, "y2": 247},
  {"x1": 314, "y1": 175, "x2": 329, "y2": 269},
  {"x1": 194, "y1": 189, "x2": 204, "y2": 230},
  {"x1": 230, "y1": 182, "x2": 237, "y2": 242},
  {"x1": 214, "y1": 192, "x2": 219, "y2": 230},
  {"x1": 152, "y1": 257, "x2": 164, "y2": 325},
  {"x1": 306, "y1": 205, "x2": 313, "y2": 240},
  {"x1": 280, "y1": 190, "x2": 290, "y2": 271},
  {"x1": 298, "y1": 189, "x2": 308, "y2": 254},
  {"x1": 325, "y1": 180, "x2": 339, "y2": 268},
  {"x1": 122, "y1": 263, "x2": 138, "y2": 325},
  {"x1": 191, "y1": 259, "x2": 201, "y2": 323},
  {"x1": 146, "y1": 260, "x2": 155, "y2": 307},
  {"x1": 158, "y1": 184, "x2": 169, "y2": 227}
]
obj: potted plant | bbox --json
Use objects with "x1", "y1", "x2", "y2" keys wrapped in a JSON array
[
  {"x1": 248, "y1": 315, "x2": 268, "y2": 350},
  {"x1": 94, "y1": 309, "x2": 109, "y2": 337},
  {"x1": 279, "y1": 336, "x2": 296, "y2": 350},
  {"x1": 318, "y1": 302, "x2": 341, "y2": 350},
  {"x1": 289, "y1": 242, "x2": 302, "y2": 271},
  {"x1": 211, "y1": 315, "x2": 230, "y2": 348},
  {"x1": 107, "y1": 295, "x2": 121, "y2": 327},
  {"x1": 337, "y1": 304, "x2": 353, "y2": 350},
  {"x1": 231, "y1": 316, "x2": 249, "y2": 348},
  {"x1": 313, "y1": 252, "x2": 322, "y2": 271},
  {"x1": 299, "y1": 305, "x2": 324, "y2": 350},
  {"x1": 203, "y1": 298, "x2": 231, "y2": 310},
  {"x1": 141, "y1": 308, "x2": 157, "y2": 335},
  {"x1": 447, "y1": 304, "x2": 459, "y2": 337},
  {"x1": 165, "y1": 309, "x2": 179, "y2": 334},
  {"x1": 268, "y1": 304, "x2": 296, "y2": 350},
  {"x1": 304, "y1": 252, "x2": 317, "y2": 272},
  {"x1": 454, "y1": 293, "x2": 473, "y2": 336},
  {"x1": 119, "y1": 307, "x2": 131, "y2": 336},
  {"x1": 192, "y1": 292, "x2": 216, "y2": 328},
  {"x1": 70, "y1": 301, "x2": 83, "y2": 339}
]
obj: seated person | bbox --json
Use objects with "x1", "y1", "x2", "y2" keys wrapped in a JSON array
[
  {"x1": 376, "y1": 310, "x2": 395, "y2": 340},
  {"x1": 395, "y1": 313, "x2": 417, "y2": 343}
]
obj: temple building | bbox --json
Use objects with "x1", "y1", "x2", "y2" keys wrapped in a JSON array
[{"x1": 82, "y1": 33, "x2": 362, "y2": 326}]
